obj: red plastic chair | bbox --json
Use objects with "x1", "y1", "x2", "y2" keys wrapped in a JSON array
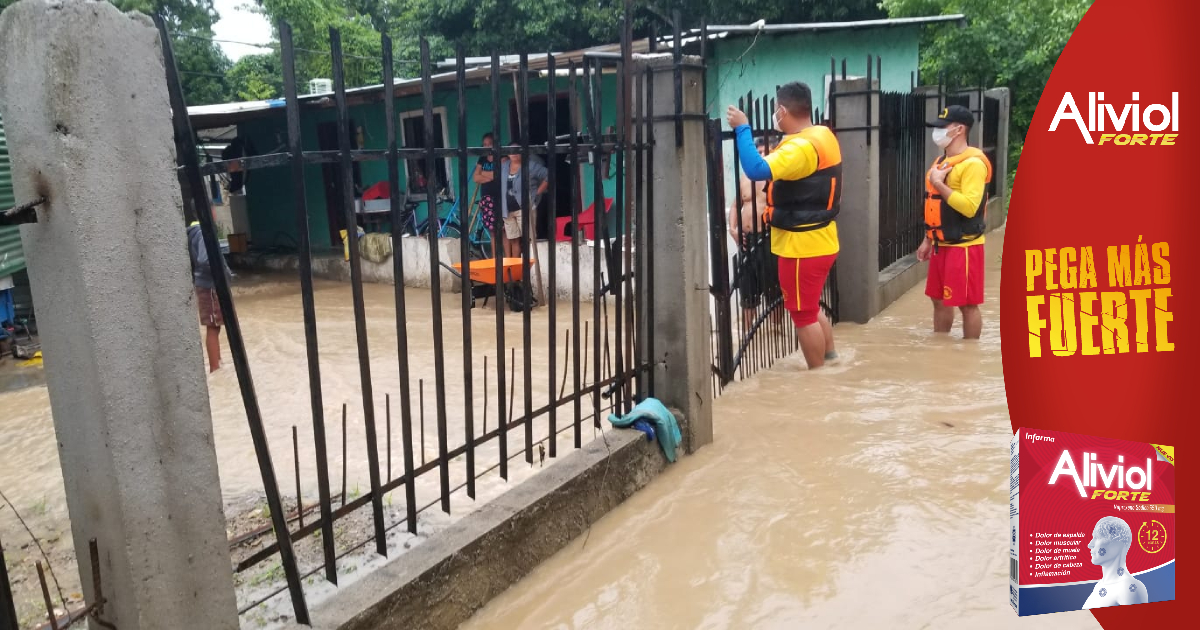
[{"x1": 556, "y1": 197, "x2": 613, "y2": 241}]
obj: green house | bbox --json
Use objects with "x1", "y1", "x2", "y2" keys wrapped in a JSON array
[{"x1": 188, "y1": 15, "x2": 962, "y2": 253}]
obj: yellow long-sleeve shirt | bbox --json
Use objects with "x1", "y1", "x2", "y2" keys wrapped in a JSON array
[
  {"x1": 938, "y1": 156, "x2": 988, "y2": 247},
  {"x1": 764, "y1": 134, "x2": 839, "y2": 259}
]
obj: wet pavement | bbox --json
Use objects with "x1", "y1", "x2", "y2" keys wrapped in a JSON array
[{"x1": 462, "y1": 229, "x2": 1102, "y2": 630}]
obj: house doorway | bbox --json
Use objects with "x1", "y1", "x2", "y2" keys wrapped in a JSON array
[
  {"x1": 509, "y1": 95, "x2": 574, "y2": 240},
  {"x1": 316, "y1": 120, "x2": 363, "y2": 247}
]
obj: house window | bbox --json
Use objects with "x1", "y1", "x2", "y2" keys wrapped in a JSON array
[{"x1": 400, "y1": 108, "x2": 451, "y2": 199}]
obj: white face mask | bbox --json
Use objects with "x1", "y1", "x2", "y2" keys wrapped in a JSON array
[
  {"x1": 932, "y1": 127, "x2": 954, "y2": 148},
  {"x1": 772, "y1": 108, "x2": 784, "y2": 132}
]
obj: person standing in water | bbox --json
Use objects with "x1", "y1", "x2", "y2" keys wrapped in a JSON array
[
  {"x1": 727, "y1": 82, "x2": 839, "y2": 369},
  {"x1": 727, "y1": 137, "x2": 781, "y2": 334},
  {"x1": 917, "y1": 105, "x2": 993, "y2": 340},
  {"x1": 187, "y1": 219, "x2": 230, "y2": 373}
]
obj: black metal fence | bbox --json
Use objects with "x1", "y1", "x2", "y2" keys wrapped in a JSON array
[
  {"x1": 706, "y1": 89, "x2": 839, "y2": 394},
  {"x1": 878, "y1": 90, "x2": 927, "y2": 271},
  {"x1": 157, "y1": 10, "x2": 663, "y2": 623},
  {"x1": 0, "y1": 531, "x2": 113, "y2": 630}
]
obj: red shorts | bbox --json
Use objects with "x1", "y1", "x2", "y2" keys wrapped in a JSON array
[
  {"x1": 778, "y1": 253, "x2": 836, "y2": 328},
  {"x1": 925, "y1": 244, "x2": 985, "y2": 307}
]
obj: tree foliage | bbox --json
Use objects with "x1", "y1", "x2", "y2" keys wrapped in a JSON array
[
  {"x1": 228, "y1": 52, "x2": 284, "y2": 101},
  {"x1": 881, "y1": 0, "x2": 1094, "y2": 174},
  {"x1": 0, "y1": 0, "x2": 235, "y2": 105}
]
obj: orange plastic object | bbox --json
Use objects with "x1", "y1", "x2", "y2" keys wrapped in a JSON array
[{"x1": 452, "y1": 258, "x2": 537, "y2": 284}]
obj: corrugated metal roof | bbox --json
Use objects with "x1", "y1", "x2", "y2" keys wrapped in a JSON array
[{"x1": 0, "y1": 111, "x2": 27, "y2": 279}]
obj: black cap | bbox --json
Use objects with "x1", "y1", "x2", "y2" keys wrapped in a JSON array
[{"x1": 927, "y1": 104, "x2": 974, "y2": 129}]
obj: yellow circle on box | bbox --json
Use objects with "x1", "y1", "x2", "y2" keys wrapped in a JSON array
[{"x1": 1138, "y1": 519, "x2": 1167, "y2": 554}]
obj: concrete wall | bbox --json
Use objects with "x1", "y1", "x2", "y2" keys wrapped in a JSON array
[
  {"x1": 282, "y1": 427, "x2": 668, "y2": 630},
  {"x1": 830, "y1": 77, "x2": 880, "y2": 324},
  {"x1": 0, "y1": 1, "x2": 238, "y2": 626}
]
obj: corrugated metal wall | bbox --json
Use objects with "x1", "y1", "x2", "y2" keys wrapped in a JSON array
[{"x1": 0, "y1": 111, "x2": 27, "y2": 279}]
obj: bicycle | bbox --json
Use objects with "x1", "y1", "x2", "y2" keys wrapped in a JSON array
[{"x1": 401, "y1": 190, "x2": 463, "y2": 238}]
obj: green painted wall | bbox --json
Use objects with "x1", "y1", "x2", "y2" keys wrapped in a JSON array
[
  {"x1": 0, "y1": 111, "x2": 26, "y2": 279},
  {"x1": 707, "y1": 25, "x2": 922, "y2": 204},
  {"x1": 238, "y1": 73, "x2": 620, "y2": 250}
]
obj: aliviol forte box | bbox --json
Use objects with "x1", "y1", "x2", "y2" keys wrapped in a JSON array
[{"x1": 1010, "y1": 429, "x2": 1175, "y2": 615}]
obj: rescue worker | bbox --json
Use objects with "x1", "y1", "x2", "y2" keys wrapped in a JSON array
[
  {"x1": 727, "y1": 82, "x2": 839, "y2": 369},
  {"x1": 917, "y1": 104, "x2": 993, "y2": 340}
]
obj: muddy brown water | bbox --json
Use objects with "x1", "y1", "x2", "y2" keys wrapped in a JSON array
[
  {"x1": 1, "y1": 267, "x2": 622, "y2": 624},
  {"x1": 461, "y1": 229, "x2": 1102, "y2": 630},
  {"x1": 2, "y1": 227, "x2": 1099, "y2": 628}
]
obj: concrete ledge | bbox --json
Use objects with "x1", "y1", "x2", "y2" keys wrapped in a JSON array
[
  {"x1": 292, "y1": 427, "x2": 668, "y2": 629},
  {"x1": 878, "y1": 254, "x2": 925, "y2": 313}
]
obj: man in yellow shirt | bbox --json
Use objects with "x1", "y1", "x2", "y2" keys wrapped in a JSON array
[
  {"x1": 727, "y1": 82, "x2": 839, "y2": 369},
  {"x1": 917, "y1": 105, "x2": 993, "y2": 339}
]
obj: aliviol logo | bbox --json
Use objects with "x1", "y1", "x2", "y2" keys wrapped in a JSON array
[{"x1": 1049, "y1": 91, "x2": 1179, "y2": 146}]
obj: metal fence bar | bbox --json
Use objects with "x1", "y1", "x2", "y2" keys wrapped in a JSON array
[
  {"x1": 585, "y1": 58, "x2": 604, "y2": 429},
  {"x1": 518, "y1": 51, "x2": 534, "y2": 466},
  {"x1": 382, "y1": 33, "x2": 420, "y2": 537},
  {"x1": 490, "y1": 49, "x2": 510, "y2": 481},
  {"x1": 546, "y1": 53, "x2": 560, "y2": 458},
  {"x1": 644, "y1": 65, "x2": 656, "y2": 398},
  {"x1": 155, "y1": 14, "x2": 310, "y2": 623},
  {"x1": 453, "y1": 43, "x2": 478, "y2": 498},
  {"x1": 331, "y1": 27, "x2": 388, "y2": 556},
  {"x1": 568, "y1": 61, "x2": 584, "y2": 448},
  {"x1": 418, "y1": 38, "x2": 453, "y2": 515},
  {"x1": 280, "y1": 22, "x2": 339, "y2": 582},
  {"x1": 0, "y1": 536, "x2": 17, "y2": 630}
]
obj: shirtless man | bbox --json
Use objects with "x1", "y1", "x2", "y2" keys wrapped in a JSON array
[
  {"x1": 727, "y1": 138, "x2": 781, "y2": 332},
  {"x1": 1082, "y1": 516, "x2": 1149, "y2": 609}
]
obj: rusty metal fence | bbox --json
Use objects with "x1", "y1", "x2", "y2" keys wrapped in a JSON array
[
  {"x1": 706, "y1": 88, "x2": 839, "y2": 395},
  {"x1": 156, "y1": 8, "x2": 671, "y2": 623}
]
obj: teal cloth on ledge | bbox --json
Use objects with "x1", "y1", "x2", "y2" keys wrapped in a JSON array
[{"x1": 607, "y1": 398, "x2": 683, "y2": 463}]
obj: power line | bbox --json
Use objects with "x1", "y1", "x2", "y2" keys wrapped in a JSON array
[{"x1": 172, "y1": 31, "x2": 417, "y2": 64}]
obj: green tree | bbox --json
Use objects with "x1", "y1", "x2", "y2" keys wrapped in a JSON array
[
  {"x1": 256, "y1": 0, "x2": 392, "y2": 89},
  {"x1": 881, "y1": 0, "x2": 1094, "y2": 176},
  {"x1": 228, "y1": 52, "x2": 285, "y2": 100},
  {"x1": 1, "y1": 0, "x2": 233, "y2": 104},
  {"x1": 397, "y1": 0, "x2": 885, "y2": 58}
]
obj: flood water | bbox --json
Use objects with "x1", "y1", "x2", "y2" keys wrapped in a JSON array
[
  {"x1": 1, "y1": 263, "x2": 620, "y2": 624},
  {"x1": 3, "y1": 227, "x2": 1102, "y2": 628},
  {"x1": 462, "y1": 229, "x2": 1102, "y2": 630}
]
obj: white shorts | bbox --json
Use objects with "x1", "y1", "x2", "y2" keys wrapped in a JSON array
[{"x1": 503, "y1": 211, "x2": 524, "y2": 240}]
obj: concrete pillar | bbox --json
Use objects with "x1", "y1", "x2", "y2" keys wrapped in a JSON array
[
  {"x1": 0, "y1": 2, "x2": 239, "y2": 628},
  {"x1": 638, "y1": 55, "x2": 712, "y2": 452},
  {"x1": 985, "y1": 87, "x2": 1012, "y2": 223},
  {"x1": 830, "y1": 77, "x2": 880, "y2": 324},
  {"x1": 914, "y1": 86, "x2": 941, "y2": 182}
]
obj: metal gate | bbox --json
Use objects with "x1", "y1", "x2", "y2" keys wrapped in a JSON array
[
  {"x1": 157, "y1": 10, "x2": 667, "y2": 623},
  {"x1": 705, "y1": 92, "x2": 839, "y2": 395}
]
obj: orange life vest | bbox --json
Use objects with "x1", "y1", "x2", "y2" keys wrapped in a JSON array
[
  {"x1": 924, "y1": 148, "x2": 993, "y2": 244},
  {"x1": 765, "y1": 126, "x2": 842, "y2": 232}
]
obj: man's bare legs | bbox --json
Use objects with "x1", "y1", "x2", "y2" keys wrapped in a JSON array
[
  {"x1": 205, "y1": 325, "x2": 221, "y2": 372},
  {"x1": 797, "y1": 320, "x2": 827, "y2": 369},
  {"x1": 960, "y1": 304, "x2": 982, "y2": 339},
  {"x1": 818, "y1": 310, "x2": 836, "y2": 359},
  {"x1": 931, "y1": 299, "x2": 981, "y2": 339},
  {"x1": 932, "y1": 298, "x2": 955, "y2": 333}
]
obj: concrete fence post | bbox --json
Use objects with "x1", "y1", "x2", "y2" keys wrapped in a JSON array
[
  {"x1": 0, "y1": 2, "x2": 240, "y2": 628},
  {"x1": 915, "y1": 86, "x2": 942, "y2": 176},
  {"x1": 638, "y1": 55, "x2": 712, "y2": 452},
  {"x1": 830, "y1": 77, "x2": 880, "y2": 324},
  {"x1": 985, "y1": 87, "x2": 1012, "y2": 226}
]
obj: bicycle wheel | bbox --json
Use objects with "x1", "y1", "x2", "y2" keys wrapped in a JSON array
[{"x1": 439, "y1": 220, "x2": 463, "y2": 240}]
